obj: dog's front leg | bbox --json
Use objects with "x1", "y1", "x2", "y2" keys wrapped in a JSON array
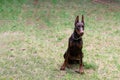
[
  {"x1": 79, "y1": 56, "x2": 84, "y2": 74},
  {"x1": 60, "y1": 53, "x2": 69, "y2": 70},
  {"x1": 75, "y1": 52, "x2": 84, "y2": 74}
]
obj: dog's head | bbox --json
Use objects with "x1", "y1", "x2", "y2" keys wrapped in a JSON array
[{"x1": 74, "y1": 15, "x2": 84, "y2": 36}]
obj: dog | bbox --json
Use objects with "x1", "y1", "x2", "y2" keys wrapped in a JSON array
[{"x1": 60, "y1": 15, "x2": 85, "y2": 74}]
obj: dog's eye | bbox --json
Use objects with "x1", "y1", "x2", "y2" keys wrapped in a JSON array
[{"x1": 76, "y1": 27, "x2": 79, "y2": 30}]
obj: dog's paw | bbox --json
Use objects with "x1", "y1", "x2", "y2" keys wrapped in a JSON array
[
  {"x1": 75, "y1": 70, "x2": 84, "y2": 74},
  {"x1": 60, "y1": 66, "x2": 65, "y2": 70},
  {"x1": 80, "y1": 70, "x2": 84, "y2": 74},
  {"x1": 67, "y1": 64, "x2": 71, "y2": 68}
]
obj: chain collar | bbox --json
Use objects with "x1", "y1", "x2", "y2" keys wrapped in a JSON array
[{"x1": 72, "y1": 35, "x2": 82, "y2": 40}]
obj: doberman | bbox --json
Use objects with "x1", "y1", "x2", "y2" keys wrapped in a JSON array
[{"x1": 60, "y1": 15, "x2": 85, "y2": 74}]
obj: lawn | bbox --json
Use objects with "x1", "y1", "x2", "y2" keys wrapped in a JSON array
[{"x1": 0, "y1": 0, "x2": 120, "y2": 80}]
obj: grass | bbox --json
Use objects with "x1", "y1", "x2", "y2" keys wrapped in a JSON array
[{"x1": 0, "y1": 0, "x2": 120, "y2": 80}]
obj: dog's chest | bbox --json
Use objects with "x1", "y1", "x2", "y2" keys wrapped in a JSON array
[
  {"x1": 70, "y1": 40, "x2": 82, "y2": 48},
  {"x1": 69, "y1": 40, "x2": 82, "y2": 57}
]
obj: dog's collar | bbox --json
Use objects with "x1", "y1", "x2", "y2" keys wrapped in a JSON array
[{"x1": 73, "y1": 35, "x2": 82, "y2": 40}]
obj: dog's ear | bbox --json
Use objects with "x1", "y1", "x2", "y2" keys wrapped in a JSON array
[
  {"x1": 81, "y1": 15, "x2": 84, "y2": 25},
  {"x1": 75, "y1": 16, "x2": 79, "y2": 26}
]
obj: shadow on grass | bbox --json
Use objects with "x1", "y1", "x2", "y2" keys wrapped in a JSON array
[
  {"x1": 61, "y1": 61, "x2": 98, "y2": 74},
  {"x1": 84, "y1": 62, "x2": 98, "y2": 70},
  {"x1": 65, "y1": 61, "x2": 98, "y2": 71}
]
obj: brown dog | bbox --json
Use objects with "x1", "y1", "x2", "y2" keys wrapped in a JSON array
[{"x1": 60, "y1": 15, "x2": 85, "y2": 74}]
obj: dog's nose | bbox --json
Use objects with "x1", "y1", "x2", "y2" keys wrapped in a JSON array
[
  {"x1": 80, "y1": 30, "x2": 84, "y2": 33},
  {"x1": 80, "y1": 27, "x2": 84, "y2": 34}
]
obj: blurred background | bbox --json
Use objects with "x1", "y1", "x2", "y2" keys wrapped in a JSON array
[{"x1": 0, "y1": 0, "x2": 120, "y2": 80}]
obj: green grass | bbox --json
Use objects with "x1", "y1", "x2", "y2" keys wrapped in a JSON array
[{"x1": 0, "y1": 0, "x2": 120, "y2": 80}]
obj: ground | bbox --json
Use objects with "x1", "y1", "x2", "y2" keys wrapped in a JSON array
[{"x1": 0, "y1": 0, "x2": 120, "y2": 80}]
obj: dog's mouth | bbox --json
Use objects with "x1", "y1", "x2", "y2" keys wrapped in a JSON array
[
  {"x1": 77, "y1": 31, "x2": 84, "y2": 36},
  {"x1": 76, "y1": 29, "x2": 84, "y2": 36},
  {"x1": 80, "y1": 32, "x2": 84, "y2": 36}
]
